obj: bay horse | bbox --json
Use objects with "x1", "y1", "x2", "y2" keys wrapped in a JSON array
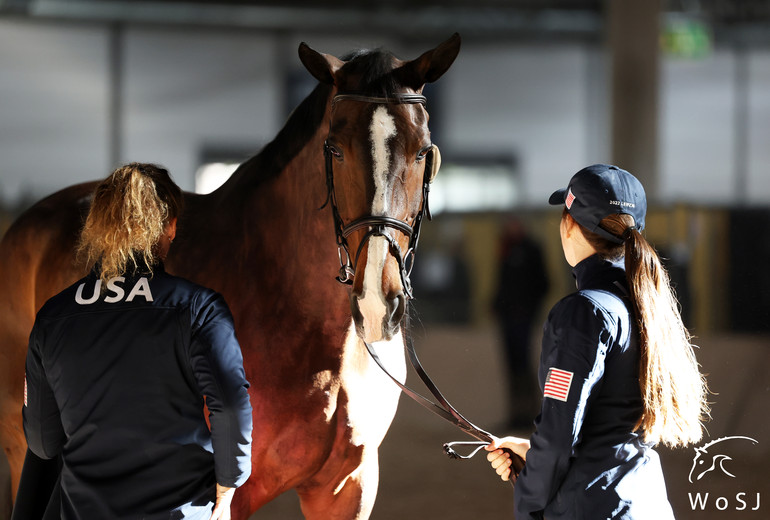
[{"x1": 0, "y1": 34, "x2": 460, "y2": 519}]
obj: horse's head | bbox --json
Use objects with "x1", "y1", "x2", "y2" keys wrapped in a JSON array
[{"x1": 299, "y1": 34, "x2": 460, "y2": 343}]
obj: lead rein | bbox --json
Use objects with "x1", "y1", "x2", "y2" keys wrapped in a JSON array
[{"x1": 362, "y1": 317, "x2": 524, "y2": 484}]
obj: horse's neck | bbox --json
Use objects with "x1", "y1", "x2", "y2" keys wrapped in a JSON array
[
  {"x1": 205, "y1": 125, "x2": 348, "y2": 320},
  {"x1": 243, "y1": 131, "x2": 332, "y2": 262}
]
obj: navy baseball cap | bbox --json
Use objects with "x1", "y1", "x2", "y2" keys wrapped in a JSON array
[{"x1": 548, "y1": 164, "x2": 646, "y2": 244}]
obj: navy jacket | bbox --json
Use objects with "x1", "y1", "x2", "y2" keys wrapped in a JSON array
[
  {"x1": 23, "y1": 262, "x2": 252, "y2": 520},
  {"x1": 514, "y1": 255, "x2": 673, "y2": 520}
]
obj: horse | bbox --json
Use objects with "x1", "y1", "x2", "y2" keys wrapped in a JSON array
[{"x1": 0, "y1": 33, "x2": 461, "y2": 519}]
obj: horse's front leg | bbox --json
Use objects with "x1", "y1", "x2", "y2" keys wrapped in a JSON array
[
  {"x1": 298, "y1": 363, "x2": 403, "y2": 518},
  {"x1": 296, "y1": 444, "x2": 380, "y2": 520}
]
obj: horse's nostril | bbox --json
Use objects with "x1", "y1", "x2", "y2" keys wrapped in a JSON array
[{"x1": 386, "y1": 293, "x2": 406, "y2": 325}]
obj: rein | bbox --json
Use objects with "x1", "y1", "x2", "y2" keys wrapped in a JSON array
[
  {"x1": 363, "y1": 317, "x2": 524, "y2": 484},
  {"x1": 321, "y1": 92, "x2": 432, "y2": 299}
]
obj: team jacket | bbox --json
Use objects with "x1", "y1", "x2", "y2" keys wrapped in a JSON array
[
  {"x1": 514, "y1": 254, "x2": 673, "y2": 520},
  {"x1": 23, "y1": 262, "x2": 253, "y2": 520}
]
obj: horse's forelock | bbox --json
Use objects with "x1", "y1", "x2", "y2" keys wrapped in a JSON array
[{"x1": 338, "y1": 48, "x2": 402, "y2": 97}]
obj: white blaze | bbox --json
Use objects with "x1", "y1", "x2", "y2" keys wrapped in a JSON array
[
  {"x1": 359, "y1": 106, "x2": 397, "y2": 342},
  {"x1": 369, "y1": 106, "x2": 397, "y2": 214}
]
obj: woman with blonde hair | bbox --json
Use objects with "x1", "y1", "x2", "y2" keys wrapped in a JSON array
[
  {"x1": 486, "y1": 164, "x2": 708, "y2": 519},
  {"x1": 19, "y1": 163, "x2": 252, "y2": 520}
]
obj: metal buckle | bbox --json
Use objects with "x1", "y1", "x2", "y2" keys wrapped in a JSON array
[{"x1": 336, "y1": 245, "x2": 354, "y2": 282}]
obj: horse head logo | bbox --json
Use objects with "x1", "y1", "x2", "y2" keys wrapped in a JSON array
[{"x1": 688, "y1": 436, "x2": 758, "y2": 483}]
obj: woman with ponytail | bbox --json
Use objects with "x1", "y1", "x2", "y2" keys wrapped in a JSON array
[
  {"x1": 485, "y1": 164, "x2": 708, "y2": 519},
  {"x1": 20, "y1": 164, "x2": 252, "y2": 520}
]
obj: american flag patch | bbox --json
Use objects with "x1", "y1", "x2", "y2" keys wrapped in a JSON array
[
  {"x1": 24, "y1": 374, "x2": 27, "y2": 407},
  {"x1": 565, "y1": 188, "x2": 576, "y2": 209},
  {"x1": 544, "y1": 367, "x2": 573, "y2": 402}
]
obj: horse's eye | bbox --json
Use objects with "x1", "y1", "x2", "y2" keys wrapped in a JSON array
[
  {"x1": 326, "y1": 143, "x2": 343, "y2": 159},
  {"x1": 416, "y1": 147, "x2": 431, "y2": 161}
]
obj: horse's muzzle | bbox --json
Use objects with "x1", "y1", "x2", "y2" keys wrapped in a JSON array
[{"x1": 351, "y1": 291, "x2": 406, "y2": 342}]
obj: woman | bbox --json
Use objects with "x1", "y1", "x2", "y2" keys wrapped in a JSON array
[
  {"x1": 486, "y1": 164, "x2": 708, "y2": 519},
  {"x1": 20, "y1": 163, "x2": 252, "y2": 519}
]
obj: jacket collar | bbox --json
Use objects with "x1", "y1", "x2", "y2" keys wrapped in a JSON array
[
  {"x1": 92, "y1": 258, "x2": 165, "y2": 279},
  {"x1": 572, "y1": 254, "x2": 624, "y2": 291}
]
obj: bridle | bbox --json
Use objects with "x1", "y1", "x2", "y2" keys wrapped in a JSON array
[
  {"x1": 320, "y1": 91, "x2": 524, "y2": 482},
  {"x1": 321, "y1": 92, "x2": 438, "y2": 300}
]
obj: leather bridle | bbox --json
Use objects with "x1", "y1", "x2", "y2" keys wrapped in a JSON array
[
  {"x1": 321, "y1": 92, "x2": 435, "y2": 300},
  {"x1": 322, "y1": 92, "x2": 523, "y2": 481}
]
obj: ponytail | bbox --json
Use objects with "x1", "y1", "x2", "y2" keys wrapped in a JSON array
[
  {"x1": 79, "y1": 163, "x2": 183, "y2": 286},
  {"x1": 572, "y1": 210, "x2": 709, "y2": 447}
]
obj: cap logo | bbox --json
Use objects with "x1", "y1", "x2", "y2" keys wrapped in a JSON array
[
  {"x1": 609, "y1": 200, "x2": 635, "y2": 208},
  {"x1": 565, "y1": 188, "x2": 576, "y2": 209}
]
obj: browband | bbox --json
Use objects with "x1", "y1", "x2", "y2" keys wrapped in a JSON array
[{"x1": 332, "y1": 93, "x2": 427, "y2": 106}]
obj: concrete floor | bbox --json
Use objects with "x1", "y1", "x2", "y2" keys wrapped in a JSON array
[{"x1": 3, "y1": 327, "x2": 769, "y2": 519}]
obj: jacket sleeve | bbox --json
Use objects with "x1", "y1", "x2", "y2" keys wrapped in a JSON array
[
  {"x1": 514, "y1": 294, "x2": 612, "y2": 519},
  {"x1": 23, "y1": 319, "x2": 66, "y2": 459},
  {"x1": 189, "y1": 290, "x2": 253, "y2": 488}
]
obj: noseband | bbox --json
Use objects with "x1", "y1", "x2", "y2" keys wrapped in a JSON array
[{"x1": 322, "y1": 93, "x2": 434, "y2": 299}]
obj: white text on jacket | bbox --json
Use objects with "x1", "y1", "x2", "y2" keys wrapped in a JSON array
[{"x1": 75, "y1": 277, "x2": 154, "y2": 304}]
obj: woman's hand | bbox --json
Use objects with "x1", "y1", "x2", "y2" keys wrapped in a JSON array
[
  {"x1": 209, "y1": 484, "x2": 236, "y2": 520},
  {"x1": 485, "y1": 436, "x2": 531, "y2": 482}
]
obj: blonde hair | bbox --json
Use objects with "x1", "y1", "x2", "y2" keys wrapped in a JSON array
[
  {"x1": 79, "y1": 163, "x2": 183, "y2": 285},
  {"x1": 568, "y1": 210, "x2": 709, "y2": 447}
]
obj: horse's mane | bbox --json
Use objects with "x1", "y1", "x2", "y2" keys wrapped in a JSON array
[
  {"x1": 226, "y1": 48, "x2": 402, "y2": 190},
  {"x1": 227, "y1": 81, "x2": 332, "y2": 189}
]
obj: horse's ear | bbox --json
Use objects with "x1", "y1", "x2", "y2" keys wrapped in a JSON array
[
  {"x1": 396, "y1": 33, "x2": 461, "y2": 89},
  {"x1": 298, "y1": 42, "x2": 344, "y2": 85}
]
